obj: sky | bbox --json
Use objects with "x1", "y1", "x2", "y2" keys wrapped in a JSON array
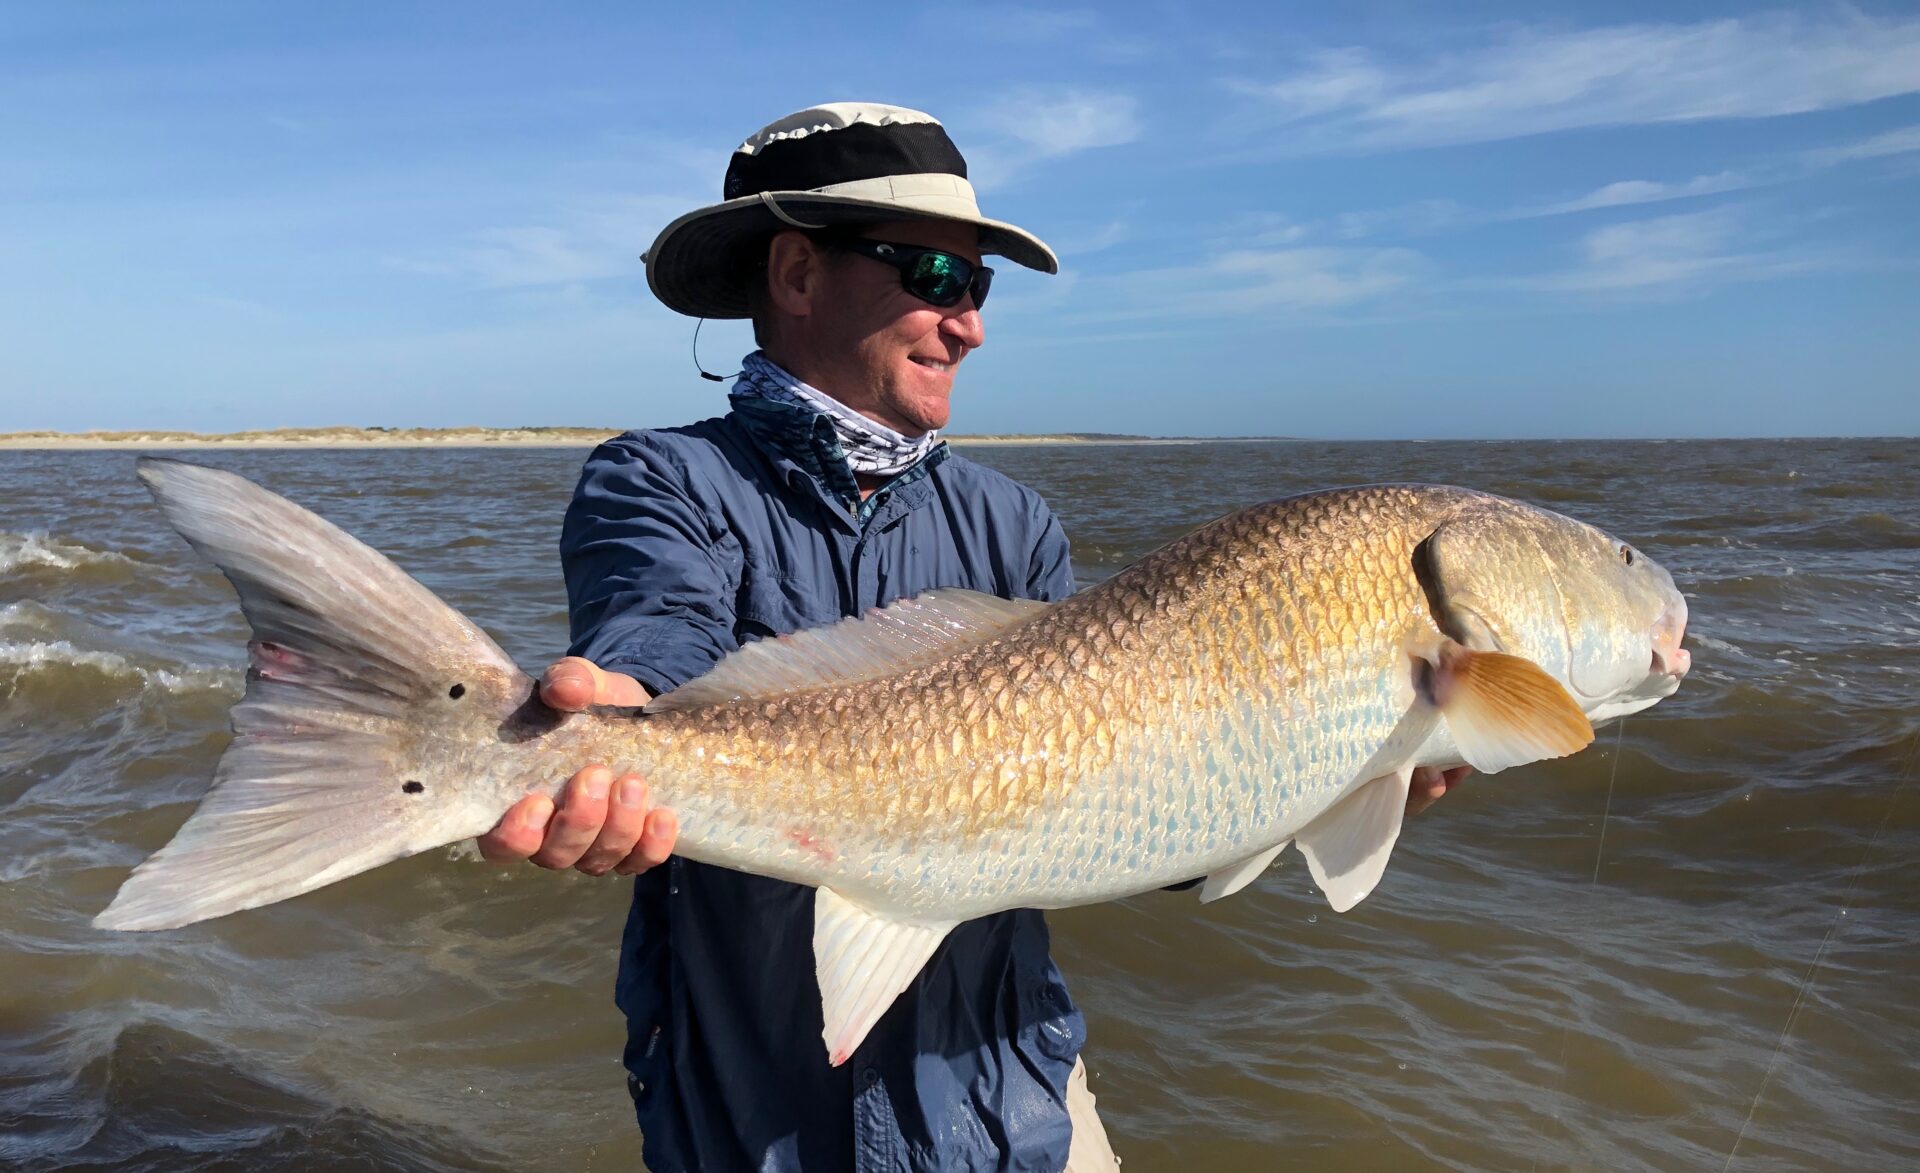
[{"x1": 2, "y1": 1, "x2": 1917, "y2": 438}]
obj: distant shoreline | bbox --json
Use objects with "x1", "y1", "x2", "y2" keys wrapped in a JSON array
[{"x1": 0, "y1": 427, "x2": 1287, "y2": 450}]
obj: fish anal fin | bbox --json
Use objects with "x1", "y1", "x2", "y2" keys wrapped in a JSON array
[
  {"x1": 1295, "y1": 769, "x2": 1412, "y2": 913},
  {"x1": 1199, "y1": 842, "x2": 1289, "y2": 903},
  {"x1": 1425, "y1": 643, "x2": 1594, "y2": 774},
  {"x1": 647, "y1": 590, "x2": 1051, "y2": 713},
  {"x1": 813, "y1": 888, "x2": 955, "y2": 1066}
]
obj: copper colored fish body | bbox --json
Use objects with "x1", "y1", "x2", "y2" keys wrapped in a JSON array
[
  {"x1": 620, "y1": 489, "x2": 1474, "y2": 907},
  {"x1": 97, "y1": 464, "x2": 1690, "y2": 1065}
]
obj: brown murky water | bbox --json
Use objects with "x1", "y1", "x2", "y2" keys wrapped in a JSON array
[{"x1": 2, "y1": 439, "x2": 1915, "y2": 1171}]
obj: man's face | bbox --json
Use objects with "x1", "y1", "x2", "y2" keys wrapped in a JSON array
[{"x1": 791, "y1": 219, "x2": 986, "y2": 437}]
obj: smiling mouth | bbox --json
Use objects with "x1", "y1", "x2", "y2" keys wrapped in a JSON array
[{"x1": 909, "y1": 357, "x2": 952, "y2": 373}]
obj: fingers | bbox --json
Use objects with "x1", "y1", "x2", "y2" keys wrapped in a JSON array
[
  {"x1": 540, "y1": 658, "x2": 652, "y2": 711},
  {"x1": 530, "y1": 765, "x2": 616, "y2": 870},
  {"x1": 1405, "y1": 766, "x2": 1449, "y2": 818},
  {"x1": 477, "y1": 768, "x2": 676, "y2": 876},
  {"x1": 1404, "y1": 764, "x2": 1475, "y2": 817},
  {"x1": 615, "y1": 806, "x2": 678, "y2": 876},
  {"x1": 575, "y1": 773, "x2": 653, "y2": 876},
  {"x1": 477, "y1": 794, "x2": 555, "y2": 863}
]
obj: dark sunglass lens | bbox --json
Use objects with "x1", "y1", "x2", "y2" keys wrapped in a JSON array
[
  {"x1": 969, "y1": 266, "x2": 992, "y2": 310},
  {"x1": 907, "y1": 252, "x2": 970, "y2": 306}
]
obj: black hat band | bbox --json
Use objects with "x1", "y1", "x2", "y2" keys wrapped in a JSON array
[{"x1": 723, "y1": 121, "x2": 968, "y2": 201}]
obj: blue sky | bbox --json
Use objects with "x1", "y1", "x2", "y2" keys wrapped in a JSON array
[{"x1": 3, "y1": 1, "x2": 1916, "y2": 438}]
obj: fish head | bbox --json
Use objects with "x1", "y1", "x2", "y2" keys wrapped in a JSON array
[{"x1": 1414, "y1": 499, "x2": 1690, "y2": 721}]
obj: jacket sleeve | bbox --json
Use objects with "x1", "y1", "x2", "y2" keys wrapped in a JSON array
[
  {"x1": 1025, "y1": 499, "x2": 1076, "y2": 602},
  {"x1": 560, "y1": 436, "x2": 740, "y2": 698}
]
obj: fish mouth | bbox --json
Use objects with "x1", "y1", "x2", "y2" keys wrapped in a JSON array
[{"x1": 1648, "y1": 595, "x2": 1691, "y2": 680}]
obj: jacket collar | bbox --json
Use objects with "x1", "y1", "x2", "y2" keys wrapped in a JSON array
[{"x1": 730, "y1": 396, "x2": 948, "y2": 525}]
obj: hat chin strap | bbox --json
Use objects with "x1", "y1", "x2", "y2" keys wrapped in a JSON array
[{"x1": 759, "y1": 192, "x2": 830, "y2": 230}]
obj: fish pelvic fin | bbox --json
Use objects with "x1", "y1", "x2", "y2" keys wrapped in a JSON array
[
  {"x1": 1296, "y1": 768, "x2": 1412, "y2": 913},
  {"x1": 813, "y1": 887, "x2": 955, "y2": 1066},
  {"x1": 1419, "y1": 641, "x2": 1594, "y2": 775},
  {"x1": 95, "y1": 459, "x2": 535, "y2": 932}
]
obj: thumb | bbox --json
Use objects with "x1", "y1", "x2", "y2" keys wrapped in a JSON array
[{"x1": 540, "y1": 657, "x2": 602, "y2": 711}]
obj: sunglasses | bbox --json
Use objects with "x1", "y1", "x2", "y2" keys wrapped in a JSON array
[{"x1": 830, "y1": 237, "x2": 993, "y2": 311}]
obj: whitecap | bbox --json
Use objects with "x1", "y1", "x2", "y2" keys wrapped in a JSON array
[
  {"x1": 0, "y1": 637, "x2": 237, "y2": 696},
  {"x1": 0, "y1": 531, "x2": 133, "y2": 574},
  {"x1": 1688, "y1": 634, "x2": 1744, "y2": 656}
]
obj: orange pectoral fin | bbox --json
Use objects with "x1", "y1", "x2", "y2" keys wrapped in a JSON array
[{"x1": 1426, "y1": 643, "x2": 1594, "y2": 774}]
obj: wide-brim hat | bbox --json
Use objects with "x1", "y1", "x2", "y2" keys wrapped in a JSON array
[{"x1": 643, "y1": 103, "x2": 1058, "y2": 319}]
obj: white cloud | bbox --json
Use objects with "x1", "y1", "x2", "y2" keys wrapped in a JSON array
[
  {"x1": 965, "y1": 88, "x2": 1141, "y2": 190},
  {"x1": 1062, "y1": 245, "x2": 1428, "y2": 325},
  {"x1": 979, "y1": 88, "x2": 1141, "y2": 159},
  {"x1": 1804, "y1": 123, "x2": 1920, "y2": 166},
  {"x1": 1521, "y1": 171, "x2": 1755, "y2": 218},
  {"x1": 1232, "y1": 13, "x2": 1920, "y2": 150},
  {"x1": 1518, "y1": 207, "x2": 1837, "y2": 294},
  {"x1": 1330, "y1": 199, "x2": 1470, "y2": 240},
  {"x1": 391, "y1": 193, "x2": 689, "y2": 289},
  {"x1": 1205, "y1": 246, "x2": 1422, "y2": 307},
  {"x1": 967, "y1": 5, "x2": 1098, "y2": 41}
]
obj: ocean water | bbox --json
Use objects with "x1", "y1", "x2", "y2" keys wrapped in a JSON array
[{"x1": 1, "y1": 439, "x2": 1914, "y2": 1171}]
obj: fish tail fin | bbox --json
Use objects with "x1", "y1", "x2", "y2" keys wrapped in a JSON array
[{"x1": 95, "y1": 458, "x2": 538, "y2": 932}]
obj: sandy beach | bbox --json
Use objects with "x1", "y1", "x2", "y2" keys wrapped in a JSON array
[{"x1": 0, "y1": 427, "x2": 1245, "y2": 450}]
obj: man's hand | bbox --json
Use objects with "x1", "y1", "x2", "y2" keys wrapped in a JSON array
[
  {"x1": 476, "y1": 657, "x2": 678, "y2": 876},
  {"x1": 1406, "y1": 765, "x2": 1472, "y2": 817}
]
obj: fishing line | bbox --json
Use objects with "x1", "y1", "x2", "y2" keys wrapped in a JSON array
[
  {"x1": 1532, "y1": 719, "x2": 1625, "y2": 1173},
  {"x1": 1719, "y1": 729, "x2": 1914, "y2": 1171}
]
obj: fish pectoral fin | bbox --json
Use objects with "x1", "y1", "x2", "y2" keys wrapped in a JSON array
[
  {"x1": 813, "y1": 888, "x2": 956, "y2": 1067},
  {"x1": 1199, "y1": 842, "x2": 1290, "y2": 904},
  {"x1": 1295, "y1": 769, "x2": 1412, "y2": 913},
  {"x1": 1423, "y1": 642, "x2": 1594, "y2": 774}
]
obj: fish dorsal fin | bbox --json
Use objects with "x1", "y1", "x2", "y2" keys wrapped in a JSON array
[
  {"x1": 1199, "y1": 841, "x2": 1289, "y2": 903},
  {"x1": 646, "y1": 589, "x2": 1051, "y2": 713},
  {"x1": 813, "y1": 887, "x2": 956, "y2": 1066},
  {"x1": 1295, "y1": 768, "x2": 1413, "y2": 913}
]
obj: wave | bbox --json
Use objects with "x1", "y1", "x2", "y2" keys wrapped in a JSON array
[
  {"x1": 0, "y1": 637, "x2": 236, "y2": 699},
  {"x1": 0, "y1": 531, "x2": 136, "y2": 583},
  {"x1": 1766, "y1": 510, "x2": 1920, "y2": 552}
]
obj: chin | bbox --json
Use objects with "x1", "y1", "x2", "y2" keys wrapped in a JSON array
[{"x1": 906, "y1": 402, "x2": 950, "y2": 434}]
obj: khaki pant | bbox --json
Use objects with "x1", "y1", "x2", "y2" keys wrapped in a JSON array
[{"x1": 1064, "y1": 1057, "x2": 1121, "y2": 1171}]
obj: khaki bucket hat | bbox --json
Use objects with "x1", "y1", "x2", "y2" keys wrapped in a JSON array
[{"x1": 642, "y1": 102, "x2": 1058, "y2": 319}]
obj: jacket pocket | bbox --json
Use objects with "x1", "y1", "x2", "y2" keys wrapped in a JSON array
[{"x1": 736, "y1": 560, "x2": 837, "y2": 641}]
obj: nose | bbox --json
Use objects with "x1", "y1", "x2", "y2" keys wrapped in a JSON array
[
  {"x1": 940, "y1": 305, "x2": 984, "y2": 351},
  {"x1": 1650, "y1": 594, "x2": 1691, "y2": 678}
]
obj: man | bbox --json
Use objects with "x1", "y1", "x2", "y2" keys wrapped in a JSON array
[{"x1": 478, "y1": 103, "x2": 1468, "y2": 1172}]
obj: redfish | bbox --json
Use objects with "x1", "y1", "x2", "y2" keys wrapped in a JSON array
[{"x1": 97, "y1": 459, "x2": 1690, "y2": 1063}]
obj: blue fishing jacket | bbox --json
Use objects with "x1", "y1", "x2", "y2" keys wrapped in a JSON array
[{"x1": 559, "y1": 406, "x2": 1084, "y2": 1173}]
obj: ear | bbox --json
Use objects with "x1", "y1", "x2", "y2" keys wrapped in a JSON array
[{"x1": 765, "y1": 230, "x2": 827, "y2": 319}]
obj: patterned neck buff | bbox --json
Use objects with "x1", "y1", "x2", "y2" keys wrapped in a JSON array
[{"x1": 729, "y1": 351, "x2": 941, "y2": 478}]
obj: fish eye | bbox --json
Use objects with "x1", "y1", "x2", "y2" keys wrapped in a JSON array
[{"x1": 1619, "y1": 545, "x2": 1635, "y2": 566}]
